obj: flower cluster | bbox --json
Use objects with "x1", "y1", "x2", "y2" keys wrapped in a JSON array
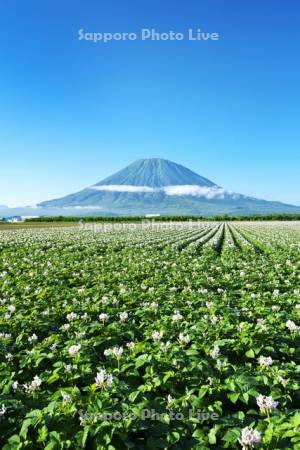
[
  {"x1": 95, "y1": 369, "x2": 114, "y2": 389},
  {"x1": 256, "y1": 395, "x2": 279, "y2": 414}
]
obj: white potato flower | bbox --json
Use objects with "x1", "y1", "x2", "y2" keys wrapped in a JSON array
[
  {"x1": 256, "y1": 394, "x2": 279, "y2": 414},
  {"x1": 286, "y1": 320, "x2": 300, "y2": 332},
  {"x1": 240, "y1": 427, "x2": 261, "y2": 449},
  {"x1": 95, "y1": 369, "x2": 113, "y2": 389},
  {"x1": 0, "y1": 404, "x2": 7, "y2": 417},
  {"x1": 126, "y1": 342, "x2": 135, "y2": 351},
  {"x1": 152, "y1": 330, "x2": 164, "y2": 341},
  {"x1": 68, "y1": 344, "x2": 81, "y2": 356},
  {"x1": 258, "y1": 356, "x2": 273, "y2": 368},
  {"x1": 119, "y1": 311, "x2": 129, "y2": 322},
  {"x1": 177, "y1": 333, "x2": 190, "y2": 345},
  {"x1": 99, "y1": 313, "x2": 109, "y2": 322},
  {"x1": 61, "y1": 392, "x2": 72, "y2": 403},
  {"x1": 66, "y1": 312, "x2": 78, "y2": 322},
  {"x1": 210, "y1": 346, "x2": 220, "y2": 359},
  {"x1": 172, "y1": 311, "x2": 183, "y2": 321}
]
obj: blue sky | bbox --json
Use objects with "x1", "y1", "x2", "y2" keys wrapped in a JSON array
[{"x1": 0, "y1": 0, "x2": 299, "y2": 206}]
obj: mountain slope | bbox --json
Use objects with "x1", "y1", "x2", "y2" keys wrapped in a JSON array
[
  {"x1": 96, "y1": 158, "x2": 216, "y2": 187},
  {"x1": 39, "y1": 158, "x2": 300, "y2": 216}
]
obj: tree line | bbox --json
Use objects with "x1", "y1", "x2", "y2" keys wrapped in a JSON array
[{"x1": 22, "y1": 213, "x2": 300, "y2": 223}]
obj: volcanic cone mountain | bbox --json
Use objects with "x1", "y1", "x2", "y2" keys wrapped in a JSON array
[{"x1": 39, "y1": 158, "x2": 300, "y2": 216}]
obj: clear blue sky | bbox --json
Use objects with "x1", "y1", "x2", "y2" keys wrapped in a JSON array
[{"x1": 1, "y1": 0, "x2": 299, "y2": 206}]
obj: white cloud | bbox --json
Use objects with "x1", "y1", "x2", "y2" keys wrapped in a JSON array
[
  {"x1": 91, "y1": 185, "x2": 155, "y2": 193},
  {"x1": 89, "y1": 184, "x2": 231, "y2": 199},
  {"x1": 163, "y1": 185, "x2": 227, "y2": 199}
]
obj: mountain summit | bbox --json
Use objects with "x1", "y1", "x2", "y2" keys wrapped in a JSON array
[
  {"x1": 39, "y1": 158, "x2": 300, "y2": 216},
  {"x1": 96, "y1": 158, "x2": 216, "y2": 188}
]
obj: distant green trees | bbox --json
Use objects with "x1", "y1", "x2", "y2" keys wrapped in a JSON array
[{"x1": 24, "y1": 213, "x2": 300, "y2": 223}]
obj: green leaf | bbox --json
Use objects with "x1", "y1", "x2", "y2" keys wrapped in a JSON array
[
  {"x1": 208, "y1": 428, "x2": 217, "y2": 444},
  {"x1": 245, "y1": 349, "x2": 255, "y2": 358},
  {"x1": 2, "y1": 435, "x2": 22, "y2": 450},
  {"x1": 128, "y1": 390, "x2": 140, "y2": 402},
  {"x1": 20, "y1": 419, "x2": 34, "y2": 439},
  {"x1": 163, "y1": 371, "x2": 174, "y2": 383},
  {"x1": 47, "y1": 373, "x2": 60, "y2": 384},
  {"x1": 228, "y1": 393, "x2": 239, "y2": 403},
  {"x1": 167, "y1": 431, "x2": 180, "y2": 444},
  {"x1": 222, "y1": 428, "x2": 241, "y2": 444},
  {"x1": 135, "y1": 354, "x2": 150, "y2": 369},
  {"x1": 199, "y1": 386, "x2": 209, "y2": 398},
  {"x1": 242, "y1": 392, "x2": 249, "y2": 403}
]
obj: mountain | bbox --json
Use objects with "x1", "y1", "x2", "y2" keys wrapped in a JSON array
[
  {"x1": 38, "y1": 158, "x2": 300, "y2": 216},
  {"x1": 95, "y1": 158, "x2": 215, "y2": 188}
]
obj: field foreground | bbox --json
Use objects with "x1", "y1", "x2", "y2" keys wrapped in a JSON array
[{"x1": 0, "y1": 222, "x2": 299, "y2": 449}]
